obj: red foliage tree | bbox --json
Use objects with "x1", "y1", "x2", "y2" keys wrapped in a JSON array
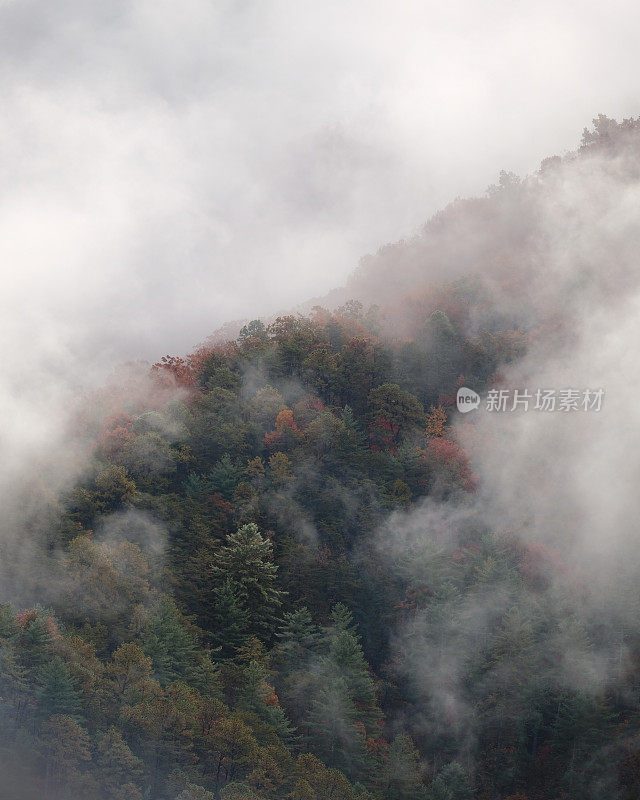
[
  {"x1": 368, "y1": 416, "x2": 400, "y2": 454},
  {"x1": 97, "y1": 412, "x2": 135, "y2": 458},
  {"x1": 151, "y1": 355, "x2": 196, "y2": 388},
  {"x1": 427, "y1": 437, "x2": 477, "y2": 492}
]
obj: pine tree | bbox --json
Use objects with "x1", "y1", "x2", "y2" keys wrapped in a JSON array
[
  {"x1": 239, "y1": 660, "x2": 293, "y2": 741},
  {"x1": 340, "y1": 405, "x2": 364, "y2": 441},
  {"x1": 325, "y1": 603, "x2": 358, "y2": 637},
  {"x1": 306, "y1": 673, "x2": 372, "y2": 782},
  {"x1": 208, "y1": 579, "x2": 250, "y2": 657},
  {"x1": 207, "y1": 454, "x2": 240, "y2": 500},
  {"x1": 305, "y1": 605, "x2": 382, "y2": 783},
  {"x1": 18, "y1": 610, "x2": 53, "y2": 670},
  {"x1": 95, "y1": 726, "x2": 144, "y2": 800},
  {"x1": 274, "y1": 607, "x2": 322, "y2": 668},
  {"x1": 36, "y1": 656, "x2": 80, "y2": 719},
  {"x1": 210, "y1": 524, "x2": 285, "y2": 639},
  {"x1": 39, "y1": 715, "x2": 91, "y2": 796},
  {"x1": 140, "y1": 596, "x2": 198, "y2": 684},
  {"x1": 385, "y1": 734, "x2": 427, "y2": 800},
  {"x1": 326, "y1": 628, "x2": 380, "y2": 730},
  {"x1": 427, "y1": 762, "x2": 473, "y2": 800}
]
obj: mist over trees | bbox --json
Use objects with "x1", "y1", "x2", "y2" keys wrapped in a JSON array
[{"x1": 2, "y1": 116, "x2": 640, "y2": 800}]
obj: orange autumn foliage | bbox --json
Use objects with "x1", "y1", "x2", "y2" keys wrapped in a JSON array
[
  {"x1": 425, "y1": 404, "x2": 447, "y2": 438},
  {"x1": 263, "y1": 409, "x2": 299, "y2": 450},
  {"x1": 151, "y1": 355, "x2": 196, "y2": 388}
]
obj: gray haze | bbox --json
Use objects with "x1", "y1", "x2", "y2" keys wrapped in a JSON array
[
  {"x1": 1, "y1": 0, "x2": 639, "y2": 600},
  {"x1": 364, "y1": 139, "x2": 640, "y2": 769},
  {"x1": 1, "y1": 5, "x2": 640, "y2": 794},
  {"x1": 1, "y1": 0, "x2": 639, "y2": 366}
]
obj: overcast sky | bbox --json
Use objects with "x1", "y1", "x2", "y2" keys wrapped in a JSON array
[{"x1": 1, "y1": 0, "x2": 639, "y2": 369}]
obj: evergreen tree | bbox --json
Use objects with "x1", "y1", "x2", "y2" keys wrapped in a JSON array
[
  {"x1": 207, "y1": 454, "x2": 240, "y2": 501},
  {"x1": 426, "y1": 762, "x2": 473, "y2": 800},
  {"x1": 306, "y1": 605, "x2": 381, "y2": 783},
  {"x1": 325, "y1": 603, "x2": 358, "y2": 637},
  {"x1": 340, "y1": 405, "x2": 364, "y2": 440},
  {"x1": 306, "y1": 673, "x2": 372, "y2": 783},
  {"x1": 274, "y1": 607, "x2": 322, "y2": 668},
  {"x1": 238, "y1": 319, "x2": 268, "y2": 343},
  {"x1": 325, "y1": 628, "x2": 380, "y2": 730},
  {"x1": 39, "y1": 715, "x2": 91, "y2": 796},
  {"x1": 239, "y1": 659, "x2": 293, "y2": 741},
  {"x1": 141, "y1": 596, "x2": 198, "y2": 684},
  {"x1": 385, "y1": 735, "x2": 427, "y2": 800},
  {"x1": 208, "y1": 579, "x2": 250, "y2": 657},
  {"x1": 18, "y1": 611, "x2": 53, "y2": 670},
  {"x1": 36, "y1": 656, "x2": 80, "y2": 719},
  {"x1": 95, "y1": 726, "x2": 144, "y2": 800},
  {"x1": 210, "y1": 524, "x2": 285, "y2": 639}
]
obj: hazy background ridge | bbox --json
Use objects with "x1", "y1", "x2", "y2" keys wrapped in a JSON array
[{"x1": 2, "y1": 0, "x2": 640, "y2": 368}]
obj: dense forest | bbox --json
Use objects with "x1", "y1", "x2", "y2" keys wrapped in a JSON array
[{"x1": 2, "y1": 116, "x2": 640, "y2": 800}]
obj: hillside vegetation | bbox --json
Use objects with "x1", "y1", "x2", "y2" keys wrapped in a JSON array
[{"x1": 2, "y1": 116, "x2": 640, "y2": 800}]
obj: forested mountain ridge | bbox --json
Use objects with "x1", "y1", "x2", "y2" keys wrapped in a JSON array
[
  {"x1": 316, "y1": 112, "x2": 640, "y2": 330},
  {"x1": 1, "y1": 115, "x2": 640, "y2": 800}
]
